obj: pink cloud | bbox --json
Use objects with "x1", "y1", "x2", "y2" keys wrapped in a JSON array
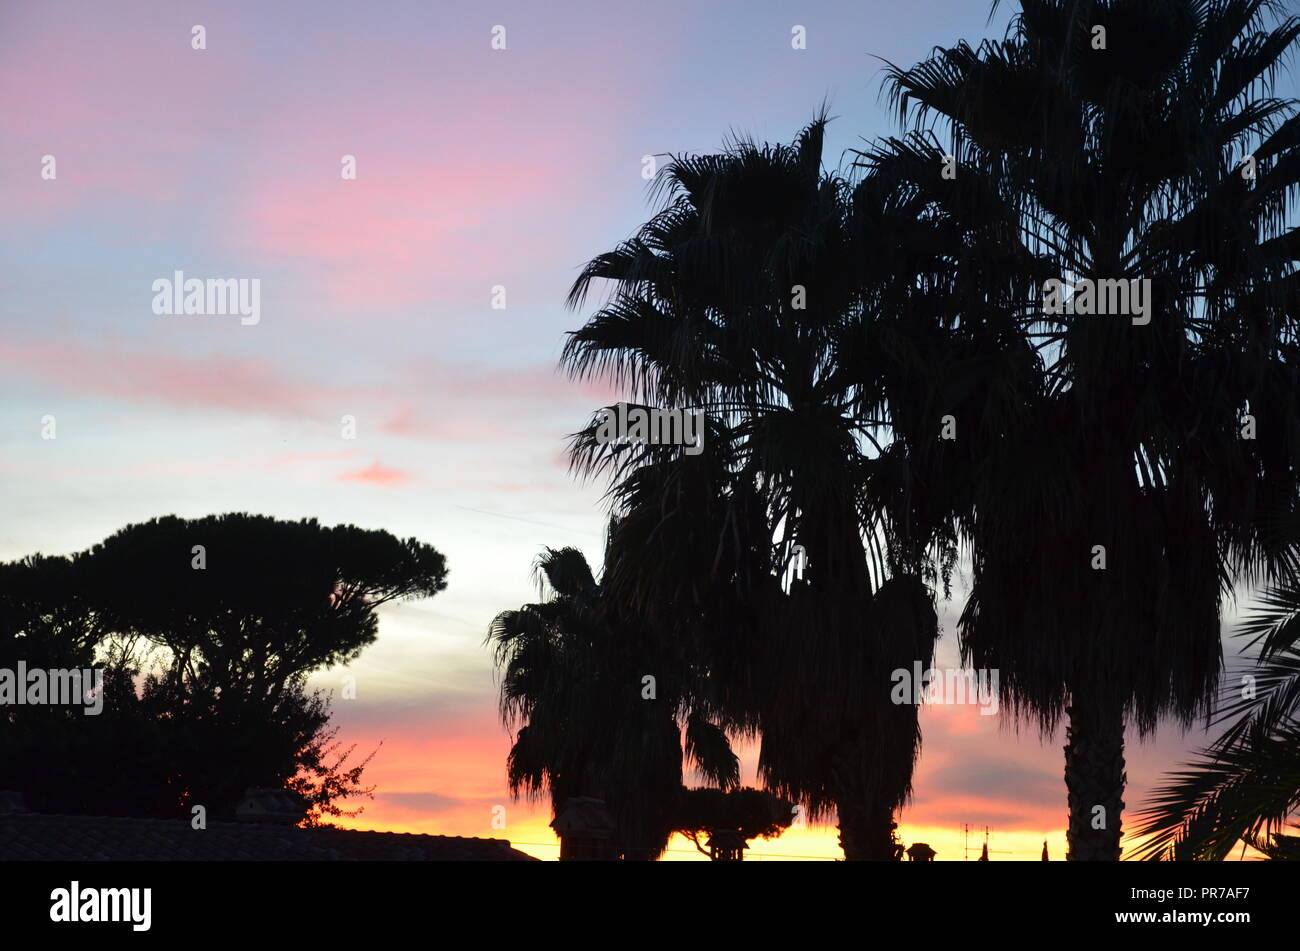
[
  {"x1": 0, "y1": 334, "x2": 344, "y2": 415},
  {"x1": 0, "y1": 330, "x2": 606, "y2": 437},
  {"x1": 378, "y1": 405, "x2": 512, "y2": 442},
  {"x1": 0, "y1": 6, "x2": 267, "y2": 225},
  {"x1": 236, "y1": 164, "x2": 534, "y2": 307},
  {"x1": 339, "y1": 461, "x2": 412, "y2": 487}
]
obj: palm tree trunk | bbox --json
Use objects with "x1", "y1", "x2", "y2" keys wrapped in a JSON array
[
  {"x1": 835, "y1": 793, "x2": 897, "y2": 860},
  {"x1": 1064, "y1": 693, "x2": 1126, "y2": 860}
]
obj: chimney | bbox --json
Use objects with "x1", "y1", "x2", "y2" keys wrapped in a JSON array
[
  {"x1": 706, "y1": 828, "x2": 748, "y2": 862},
  {"x1": 235, "y1": 788, "x2": 307, "y2": 825},
  {"x1": 550, "y1": 797, "x2": 616, "y2": 860}
]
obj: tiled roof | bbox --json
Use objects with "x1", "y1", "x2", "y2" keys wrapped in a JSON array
[{"x1": 0, "y1": 813, "x2": 538, "y2": 861}]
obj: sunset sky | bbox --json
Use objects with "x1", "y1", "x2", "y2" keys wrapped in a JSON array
[{"x1": 1, "y1": 0, "x2": 1285, "y2": 860}]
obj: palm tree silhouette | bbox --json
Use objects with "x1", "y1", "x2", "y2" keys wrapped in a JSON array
[
  {"x1": 1135, "y1": 573, "x2": 1300, "y2": 859},
  {"x1": 883, "y1": 0, "x2": 1300, "y2": 859},
  {"x1": 563, "y1": 118, "x2": 947, "y2": 859},
  {"x1": 488, "y1": 541, "x2": 740, "y2": 860}
]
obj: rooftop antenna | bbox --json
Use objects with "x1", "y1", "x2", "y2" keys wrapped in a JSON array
[{"x1": 963, "y1": 824, "x2": 1012, "y2": 861}]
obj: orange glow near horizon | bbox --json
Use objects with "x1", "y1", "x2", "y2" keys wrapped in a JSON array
[
  {"x1": 332, "y1": 801, "x2": 1078, "y2": 861},
  {"x1": 316, "y1": 684, "x2": 1246, "y2": 861},
  {"x1": 322, "y1": 707, "x2": 1085, "y2": 861}
]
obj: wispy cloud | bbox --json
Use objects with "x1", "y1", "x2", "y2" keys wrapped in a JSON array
[{"x1": 339, "y1": 461, "x2": 412, "y2": 487}]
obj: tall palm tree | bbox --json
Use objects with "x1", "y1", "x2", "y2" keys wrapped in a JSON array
[
  {"x1": 487, "y1": 541, "x2": 739, "y2": 860},
  {"x1": 883, "y1": 0, "x2": 1300, "y2": 858},
  {"x1": 562, "y1": 118, "x2": 951, "y2": 859}
]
